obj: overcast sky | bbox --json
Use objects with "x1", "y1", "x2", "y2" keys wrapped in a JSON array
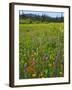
[{"x1": 19, "y1": 10, "x2": 64, "y2": 18}]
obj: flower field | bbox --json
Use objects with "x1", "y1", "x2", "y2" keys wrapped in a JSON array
[{"x1": 19, "y1": 23, "x2": 64, "y2": 79}]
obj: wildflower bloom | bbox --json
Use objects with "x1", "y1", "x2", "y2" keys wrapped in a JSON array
[
  {"x1": 40, "y1": 73, "x2": 43, "y2": 77},
  {"x1": 43, "y1": 53, "x2": 49, "y2": 61},
  {"x1": 48, "y1": 63, "x2": 52, "y2": 67},
  {"x1": 34, "y1": 52, "x2": 37, "y2": 55},
  {"x1": 32, "y1": 58, "x2": 36, "y2": 66},
  {"x1": 27, "y1": 66, "x2": 35, "y2": 73},
  {"x1": 32, "y1": 49, "x2": 35, "y2": 53},
  {"x1": 45, "y1": 56, "x2": 48, "y2": 60},
  {"x1": 59, "y1": 72, "x2": 63, "y2": 75},
  {"x1": 32, "y1": 73, "x2": 36, "y2": 77},
  {"x1": 32, "y1": 49, "x2": 37, "y2": 56}
]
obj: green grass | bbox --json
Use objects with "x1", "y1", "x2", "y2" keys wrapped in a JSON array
[{"x1": 19, "y1": 23, "x2": 64, "y2": 79}]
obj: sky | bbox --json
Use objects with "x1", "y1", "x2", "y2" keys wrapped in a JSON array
[{"x1": 19, "y1": 10, "x2": 64, "y2": 18}]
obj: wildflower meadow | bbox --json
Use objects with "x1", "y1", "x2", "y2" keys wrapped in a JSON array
[{"x1": 19, "y1": 11, "x2": 64, "y2": 79}]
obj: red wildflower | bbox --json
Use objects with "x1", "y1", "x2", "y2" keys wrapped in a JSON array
[{"x1": 32, "y1": 58, "x2": 36, "y2": 66}]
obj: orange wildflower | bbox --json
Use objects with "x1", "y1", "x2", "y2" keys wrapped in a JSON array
[{"x1": 27, "y1": 66, "x2": 35, "y2": 73}]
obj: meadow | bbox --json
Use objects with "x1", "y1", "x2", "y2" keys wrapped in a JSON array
[{"x1": 19, "y1": 23, "x2": 64, "y2": 79}]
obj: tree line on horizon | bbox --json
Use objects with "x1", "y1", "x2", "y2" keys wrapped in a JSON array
[{"x1": 19, "y1": 13, "x2": 64, "y2": 24}]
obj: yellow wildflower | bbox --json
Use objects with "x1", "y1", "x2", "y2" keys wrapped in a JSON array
[
  {"x1": 48, "y1": 64, "x2": 52, "y2": 67},
  {"x1": 59, "y1": 72, "x2": 63, "y2": 75},
  {"x1": 40, "y1": 73, "x2": 43, "y2": 77},
  {"x1": 32, "y1": 73, "x2": 36, "y2": 77}
]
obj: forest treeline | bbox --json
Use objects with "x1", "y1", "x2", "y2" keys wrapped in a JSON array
[{"x1": 19, "y1": 13, "x2": 64, "y2": 24}]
